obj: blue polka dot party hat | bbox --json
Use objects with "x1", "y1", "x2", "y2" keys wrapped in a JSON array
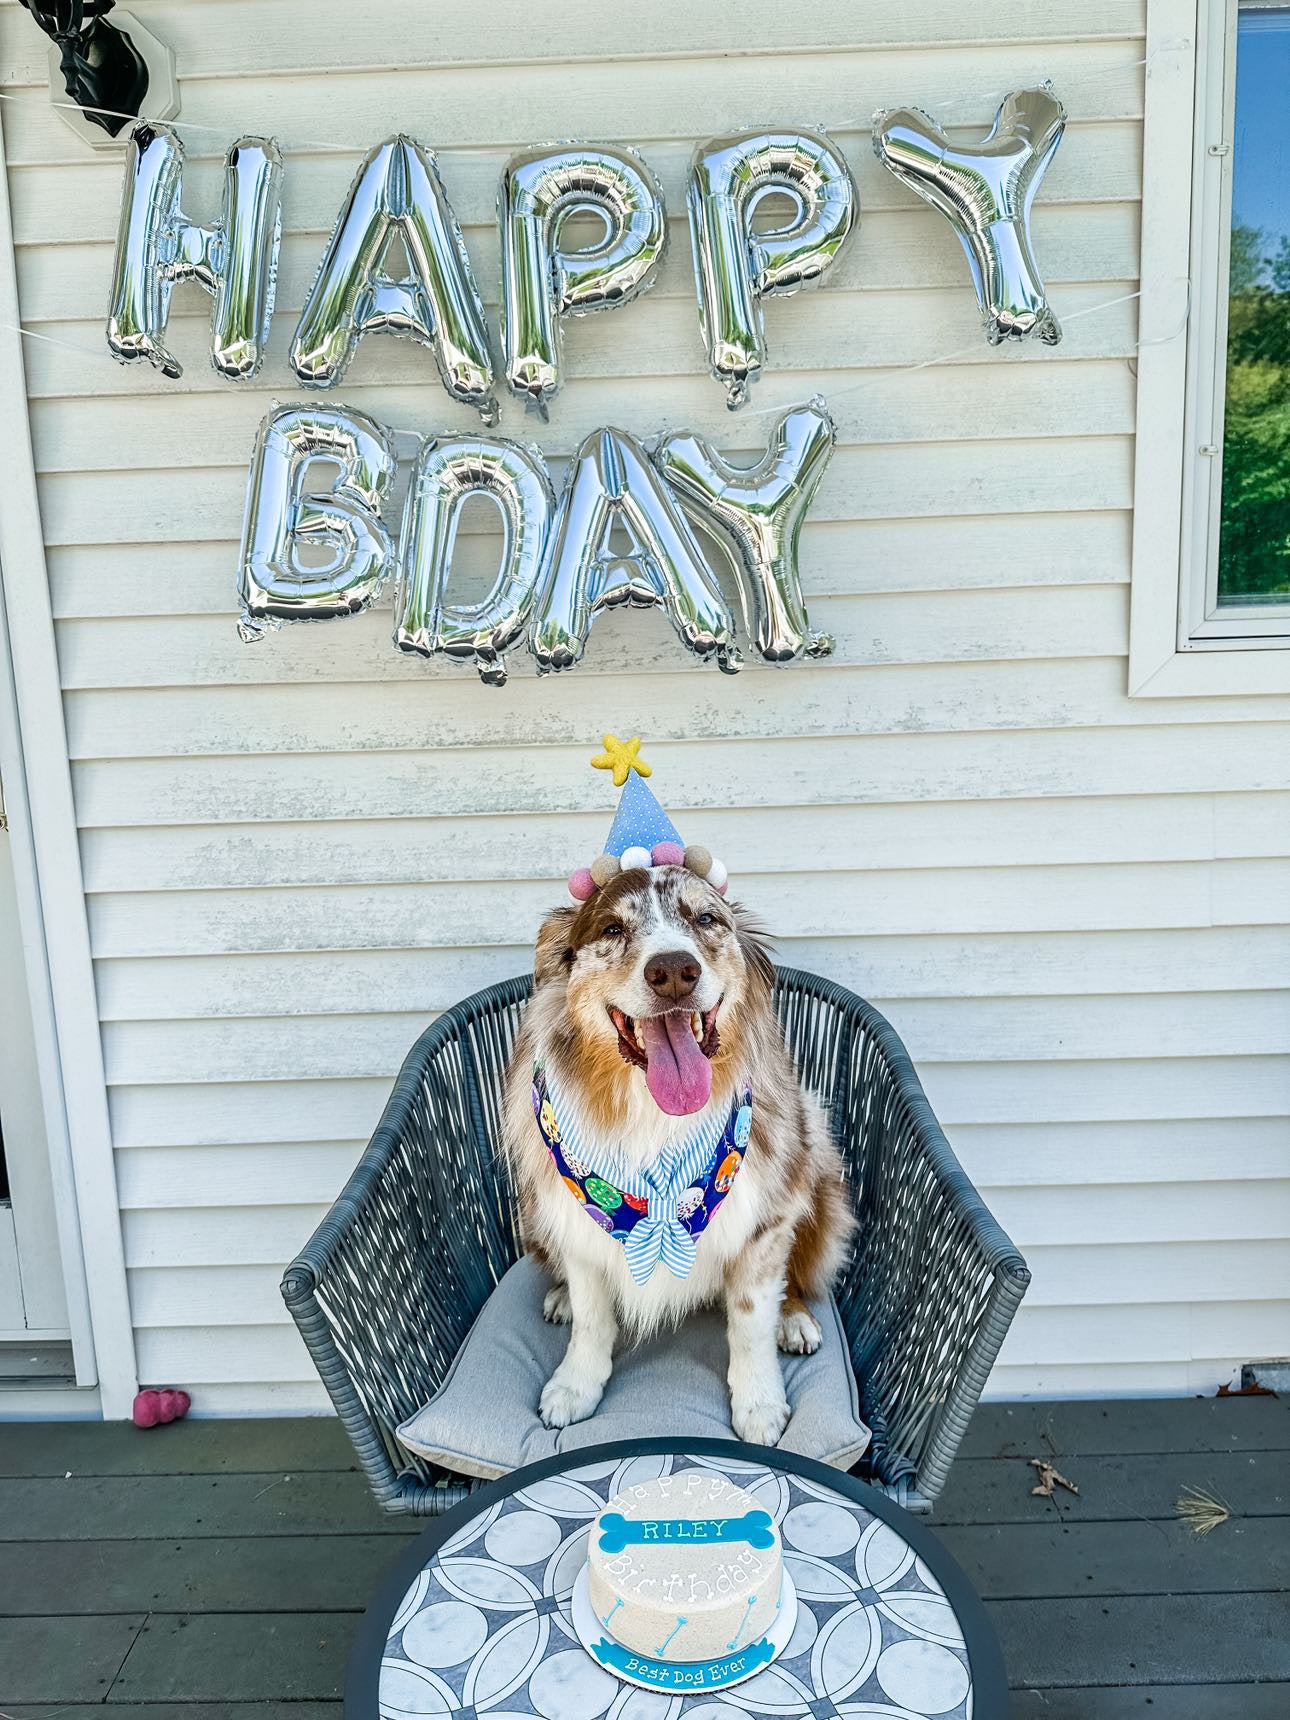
[{"x1": 567, "y1": 736, "x2": 729, "y2": 903}]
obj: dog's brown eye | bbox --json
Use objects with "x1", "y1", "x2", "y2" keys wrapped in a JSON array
[{"x1": 601, "y1": 921, "x2": 624, "y2": 939}]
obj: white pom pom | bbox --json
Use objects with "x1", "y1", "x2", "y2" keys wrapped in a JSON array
[
  {"x1": 620, "y1": 845, "x2": 653, "y2": 872},
  {"x1": 707, "y1": 857, "x2": 728, "y2": 890}
]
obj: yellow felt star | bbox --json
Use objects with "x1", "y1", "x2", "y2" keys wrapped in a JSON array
[{"x1": 591, "y1": 734, "x2": 651, "y2": 787}]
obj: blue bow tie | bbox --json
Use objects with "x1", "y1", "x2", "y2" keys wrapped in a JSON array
[{"x1": 622, "y1": 1159, "x2": 705, "y2": 1284}]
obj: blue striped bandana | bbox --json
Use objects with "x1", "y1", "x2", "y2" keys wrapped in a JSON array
[{"x1": 532, "y1": 1063, "x2": 753, "y2": 1285}]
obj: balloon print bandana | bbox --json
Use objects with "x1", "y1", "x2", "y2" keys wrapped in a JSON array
[{"x1": 533, "y1": 1063, "x2": 752, "y2": 1284}]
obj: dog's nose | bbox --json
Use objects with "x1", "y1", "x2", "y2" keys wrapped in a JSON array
[{"x1": 644, "y1": 950, "x2": 702, "y2": 1001}]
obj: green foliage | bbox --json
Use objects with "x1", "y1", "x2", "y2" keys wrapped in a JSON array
[{"x1": 1219, "y1": 224, "x2": 1290, "y2": 601}]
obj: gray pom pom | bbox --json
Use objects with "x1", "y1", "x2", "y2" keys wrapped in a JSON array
[{"x1": 589, "y1": 853, "x2": 621, "y2": 887}]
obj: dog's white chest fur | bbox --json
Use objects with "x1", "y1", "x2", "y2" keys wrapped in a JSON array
[{"x1": 537, "y1": 1077, "x2": 763, "y2": 1336}]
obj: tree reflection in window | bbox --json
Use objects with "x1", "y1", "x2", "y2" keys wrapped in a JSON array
[{"x1": 1218, "y1": 6, "x2": 1290, "y2": 606}]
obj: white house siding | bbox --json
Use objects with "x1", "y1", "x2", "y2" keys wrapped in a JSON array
[{"x1": 2, "y1": 0, "x2": 1287, "y2": 1411}]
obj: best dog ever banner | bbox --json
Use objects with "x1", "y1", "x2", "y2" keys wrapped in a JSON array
[{"x1": 105, "y1": 96, "x2": 1065, "y2": 685}]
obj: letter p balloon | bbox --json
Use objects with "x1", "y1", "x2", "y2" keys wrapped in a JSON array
[{"x1": 687, "y1": 130, "x2": 857, "y2": 408}]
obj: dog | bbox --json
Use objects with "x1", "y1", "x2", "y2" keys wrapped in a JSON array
[{"x1": 501, "y1": 860, "x2": 853, "y2": 1446}]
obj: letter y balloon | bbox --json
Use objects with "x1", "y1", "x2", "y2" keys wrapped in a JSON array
[
  {"x1": 872, "y1": 86, "x2": 1065, "y2": 346},
  {"x1": 655, "y1": 403, "x2": 837, "y2": 664}
]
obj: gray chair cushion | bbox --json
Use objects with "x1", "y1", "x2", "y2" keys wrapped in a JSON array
[{"x1": 396, "y1": 1254, "x2": 871, "y2": 1480}]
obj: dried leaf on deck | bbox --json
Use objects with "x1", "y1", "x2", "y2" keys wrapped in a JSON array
[{"x1": 1029, "y1": 1457, "x2": 1080, "y2": 1498}]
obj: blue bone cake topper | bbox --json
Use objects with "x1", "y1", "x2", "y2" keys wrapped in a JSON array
[{"x1": 597, "y1": 1507, "x2": 775, "y2": 1554}]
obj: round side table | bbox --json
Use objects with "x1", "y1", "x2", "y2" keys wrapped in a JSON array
[{"x1": 347, "y1": 1437, "x2": 1007, "y2": 1718}]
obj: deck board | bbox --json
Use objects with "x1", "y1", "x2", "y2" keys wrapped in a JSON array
[
  {"x1": 994, "y1": 1591, "x2": 1290, "y2": 1686},
  {"x1": 0, "y1": 1469, "x2": 417, "y2": 1539},
  {"x1": 0, "y1": 1615, "x2": 146, "y2": 1703},
  {"x1": 0, "y1": 1396, "x2": 1285, "y2": 1713},
  {"x1": 940, "y1": 1515, "x2": 1290, "y2": 1598},
  {"x1": 0, "y1": 1535, "x2": 398, "y2": 1615},
  {"x1": 959, "y1": 1394, "x2": 1290, "y2": 1457},
  {"x1": 5, "y1": 1710, "x2": 342, "y2": 1719},
  {"x1": 0, "y1": 1414, "x2": 357, "y2": 1477},
  {"x1": 1011, "y1": 1687, "x2": 1290, "y2": 1717},
  {"x1": 935, "y1": 1448, "x2": 1287, "y2": 1523},
  {"x1": 106, "y1": 1612, "x2": 354, "y2": 1703}
]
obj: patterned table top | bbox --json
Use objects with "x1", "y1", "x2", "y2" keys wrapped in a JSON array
[{"x1": 352, "y1": 1440, "x2": 1004, "y2": 1720}]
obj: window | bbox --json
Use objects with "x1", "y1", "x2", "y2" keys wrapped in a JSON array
[
  {"x1": 1130, "y1": 0, "x2": 1290, "y2": 694},
  {"x1": 1182, "y1": 0, "x2": 1290, "y2": 647}
]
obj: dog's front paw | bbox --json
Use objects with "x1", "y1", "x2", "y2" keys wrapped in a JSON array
[
  {"x1": 543, "y1": 1283, "x2": 572, "y2": 1325},
  {"x1": 732, "y1": 1396, "x2": 791, "y2": 1447},
  {"x1": 539, "y1": 1371, "x2": 603, "y2": 1429},
  {"x1": 777, "y1": 1305, "x2": 821, "y2": 1355}
]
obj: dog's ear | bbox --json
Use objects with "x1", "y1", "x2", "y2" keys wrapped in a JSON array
[
  {"x1": 732, "y1": 902, "x2": 776, "y2": 998},
  {"x1": 534, "y1": 906, "x2": 576, "y2": 987}
]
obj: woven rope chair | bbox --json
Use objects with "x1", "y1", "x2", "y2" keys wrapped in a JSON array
[{"x1": 282, "y1": 968, "x2": 1028, "y2": 1517}]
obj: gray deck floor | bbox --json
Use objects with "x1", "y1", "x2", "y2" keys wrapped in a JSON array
[{"x1": 0, "y1": 1396, "x2": 1286, "y2": 1717}]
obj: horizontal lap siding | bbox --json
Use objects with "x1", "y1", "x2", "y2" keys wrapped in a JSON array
[{"x1": 4, "y1": 0, "x2": 1287, "y2": 1403}]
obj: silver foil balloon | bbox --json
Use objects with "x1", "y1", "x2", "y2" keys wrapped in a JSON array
[
  {"x1": 687, "y1": 130, "x2": 857, "y2": 409},
  {"x1": 107, "y1": 123, "x2": 283, "y2": 380},
  {"x1": 237, "y1": 404, "x2": 397, "y2": 640},
  {"x1": 656, "y1": 402, "x2": 836, "y2": 662},
  {"x1": 872, "y1": 86, "x2": 1065, "y2": 345},
  {"x1": 500, "y1": 145, "x2": 667, "y2": 418},
  {"x1": 291, "y1": 136, "x2": 498, "y2": 421},
  {"x1": 530, "y1": 427, "x2": 739, "y2": 674},
  {"x1": 394, "y1": 436, "x2": 554, "y2": 687}
]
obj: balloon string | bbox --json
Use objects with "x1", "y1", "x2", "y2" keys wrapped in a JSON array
[
  {"x1": 0, "y1": 88, "x2": 348, "y2": 153},
  {"x1": 0, "y1": 37, "x2": 1187, "y2": 156},
  {"x1": 0, "y1": 281, "x2": 1191, "y2": 447},
  {"x1": 837, "y1": 35, "x2": 1191, "y2": 129},
  {"x1": 734, "y1": 284, "x2": 1194, "y2": 424}
]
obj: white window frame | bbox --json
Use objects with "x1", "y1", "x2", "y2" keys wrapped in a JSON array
[{"x1": 1129, "y1": 0, "x2": 1290, "y2": 694}]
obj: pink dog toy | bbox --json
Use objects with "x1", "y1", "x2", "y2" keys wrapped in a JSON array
[{"x1": 132, "y1": 1387, "x2": 191, "y2": 1428}]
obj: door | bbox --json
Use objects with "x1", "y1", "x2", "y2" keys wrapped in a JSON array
[{"x1": 0, "y1": 779, "x2": 73, "y2": 1378}]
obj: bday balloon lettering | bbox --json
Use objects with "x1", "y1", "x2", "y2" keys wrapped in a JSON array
[
  {"x1": 237, "y1": 402, "x2": 837, "y2": 680},
  {"x1": 237, "y1": 405, "x2": 398, "y2": 641},
  {"x1": 394, "y1": 434, "x2": 554, "y2": 686}
]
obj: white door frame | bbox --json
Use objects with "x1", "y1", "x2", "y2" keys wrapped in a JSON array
[
  {"x1": 1, "y1": 805, "x2": 71, "y2": 1339},
  {"x1": 0, "y1": 111, "x2": 138, "y2": 1414}
]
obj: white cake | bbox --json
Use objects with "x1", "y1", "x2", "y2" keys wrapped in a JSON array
[{"x1": 587, "y1": 1469, "x2": 782, "y2": 1663}]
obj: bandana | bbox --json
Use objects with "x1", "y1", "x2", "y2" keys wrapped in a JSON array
[{"x1": 532, "y1": 1063, "x2": 753, "y2": 1285}]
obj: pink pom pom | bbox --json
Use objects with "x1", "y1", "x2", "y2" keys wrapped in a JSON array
[
  {"x1": 715, "y1": 879, "x2": 728, "y2": 896},
  {"x1": 132, "y1": 1389, "x2": 161, "y2": 1428},
  {"x1": 568, "y1": 868, "x2": 597, "y2": 902},
  {"x1": 651, "y1": 841, "x2": 685, "y2": 867}
]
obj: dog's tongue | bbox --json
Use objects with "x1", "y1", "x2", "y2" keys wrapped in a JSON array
[{"x1": 641, "y1": 1011, "x2": 712, "y2": 1116}]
